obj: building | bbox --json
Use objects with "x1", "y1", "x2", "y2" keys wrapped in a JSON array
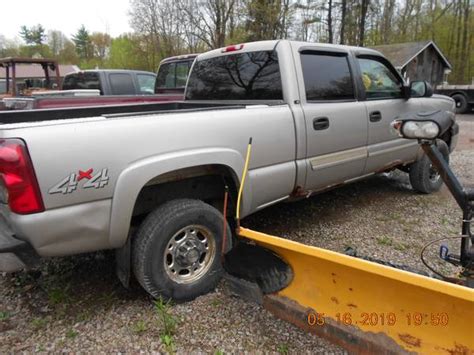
[
  {"x1": 371, "y1": 40, "x2": 452, "y2": 86},
  {"x1": 0, "y1": 60, "x2": 79, "y2": 93}
]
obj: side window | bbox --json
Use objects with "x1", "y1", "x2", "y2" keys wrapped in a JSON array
[
  {"x1": 300, "y1": 52, "x2": 355, "y2": 101},
  {"x1": 137, "y1": 74, "x2": 156, "y2": 94},
  {"x1": 358, "y1": 58, "x2": 403, "y2": 99},
  {"x1": 156, "y1": 63, "x2": 176, "y2": 89},
  {"x1": 109, "y1": 73, "x2": 135, "y2": 95},
  {"x1": 175, "y1": 62, "x2": 190, "y2": 88}
]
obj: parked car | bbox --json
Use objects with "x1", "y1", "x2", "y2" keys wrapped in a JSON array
[
  {"x1": 435, "y1": 83, "x2": 474, "y2": 114},
  {"x1": 0, "y1": 40, "x2": 457, "y2": 302}
]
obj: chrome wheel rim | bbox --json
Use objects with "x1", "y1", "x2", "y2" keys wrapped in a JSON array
[
  {"x1": 164, "y1": 225, "x2": 216, "y2": 284},
  {"x1": 428, "y1": 163, "x2": 441, "y2": 183}
]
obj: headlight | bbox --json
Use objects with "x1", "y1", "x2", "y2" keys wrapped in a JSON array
[{"x1": 402, "y1": 121, "x2": 439, "y2": 139}]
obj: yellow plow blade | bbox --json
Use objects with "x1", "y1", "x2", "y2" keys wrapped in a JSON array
[{"x1": 238, "y1": 227, "x2": 474, "y2": 354}]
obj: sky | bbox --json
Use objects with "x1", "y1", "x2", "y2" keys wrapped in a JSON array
[{"x1": 0, "y1": 0, "x2": 133, "y2": 41}]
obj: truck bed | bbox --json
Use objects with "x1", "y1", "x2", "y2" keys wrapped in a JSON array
[{"x1": 0, "y1": 101, "x2": 244, "y2": 124}]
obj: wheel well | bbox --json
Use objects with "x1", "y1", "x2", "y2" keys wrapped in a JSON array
[
  {"x1": 131, "y1": 165, "x2": 238, "y2": 226},
  {"x1": 450, "y1": 92, "x2": 468, "y2": 100}
]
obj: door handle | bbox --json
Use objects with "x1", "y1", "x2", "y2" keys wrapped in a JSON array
[
  {"x1": 313, "y1": 117, "x2": 329, "y2": 130},
  {"x1": 369, "y1": 111, "x2": 382, "y2": 122}
]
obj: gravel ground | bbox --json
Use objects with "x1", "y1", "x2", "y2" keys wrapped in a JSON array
[{"x1": 1, "y1": 116, "x2": 473, "y2": 353}]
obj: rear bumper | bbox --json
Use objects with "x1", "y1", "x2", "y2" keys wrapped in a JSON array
[{"x1": 0, "y1": 219, "x2": 39, "y2": 272}]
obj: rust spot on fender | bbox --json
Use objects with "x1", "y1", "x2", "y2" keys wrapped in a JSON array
[
  {"x1": 348, "y1": 287, "x2": 353, "y2": 291},
  {"x1": 399, "y1": 333, "x2": 421, "y2": 347},
  {"x1": 347, "y1": 303, "x2": 357, "y2": 308},
  {"x1": 330, "y1": 297, "x2": 339, "y2": 304}
]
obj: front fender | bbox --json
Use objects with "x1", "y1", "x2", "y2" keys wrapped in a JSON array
[{"x1": 108, "y1": 147, "x2": 250, "y2": 247}]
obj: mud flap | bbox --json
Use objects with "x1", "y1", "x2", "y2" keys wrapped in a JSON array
[{"x1": 115, "y1": 236, "x2": 131, "y2": 288}]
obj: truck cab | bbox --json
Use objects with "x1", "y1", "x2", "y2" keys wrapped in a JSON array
[{"x1": 62, "y1": 69, "x2": 157, "y2": 95}]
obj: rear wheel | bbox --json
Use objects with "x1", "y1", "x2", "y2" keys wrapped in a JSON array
[
  {"x1": 133, "y1": 199, "x2": 230, "y2": 301},
  {"x1": 409, "y1": 139, "x2": 449, "y2": 194},
  {"x1": 452, "y1": 94, "x2": 469, "y2": 114}
]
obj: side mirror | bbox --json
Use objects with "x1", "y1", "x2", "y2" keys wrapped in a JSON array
[{"x1": 410, "y1": 81, "x2": 433, "y2": 98}]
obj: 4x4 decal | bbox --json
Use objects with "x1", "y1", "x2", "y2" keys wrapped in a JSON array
[{"x1": 49, "y1": 168, "x2": 109, "y2": 194}]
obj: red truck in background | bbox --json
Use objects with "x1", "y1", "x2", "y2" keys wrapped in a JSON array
[{"x1": 1, "y1": 54, "x2": 198, "y2": 110}]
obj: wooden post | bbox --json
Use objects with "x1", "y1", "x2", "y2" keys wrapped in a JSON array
[
  {"x1": 43, "y1": 64, "x2": 50, "y2": 89},
  {"x1": 11, "y1": 63, "x2": 16, "y2": 96},
  {"x1": 55, "y1": 63, "x2": 61, "y2": 89},
  {"x1": 5, "y1": 66, "x2": 10, "y2": 94}
]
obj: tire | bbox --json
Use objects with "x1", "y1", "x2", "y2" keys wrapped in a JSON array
[
  {"x1": 452, "y1": 94, "x2": 469, "y2": 114},
  {"x1": 133, "y1": 199, "x2": 231, "y2": 302},
  {"x1": 409, "y1": 139, "x2": 449, "y2": 194}
]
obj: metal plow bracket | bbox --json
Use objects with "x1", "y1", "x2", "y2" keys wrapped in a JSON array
[{"x1": 237, "y1": 227, "x2": 474, "y2": 354}]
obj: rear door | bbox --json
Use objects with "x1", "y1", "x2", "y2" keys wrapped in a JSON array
[
  {"x1": 107, "y1": 72, "x2": 137, "y2": 95},
  {"x1": 356, "y1": 56, "x2": 422, "y2": 173},
  {"x1": 296, "y1": 48, "x2": 368, "y2": 191}
]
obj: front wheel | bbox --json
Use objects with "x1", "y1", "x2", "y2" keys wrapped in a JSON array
[
  {"x1": 133, "y1": 199, "x2": 230, "y2": 301},
  {"x1": 409, "y1": 139, "x2": 449, "y2": 194}
]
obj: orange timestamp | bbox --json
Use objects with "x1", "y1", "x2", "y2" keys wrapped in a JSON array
[{"x1": 307, "y1": 311, "x2": 449, "y2": 327}]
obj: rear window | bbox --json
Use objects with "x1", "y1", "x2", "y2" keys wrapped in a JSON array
[
  {"x1": 62, "y1": 72, "x2": 101, "y2": 92},
  {"x1": 185, "y1": 50, "x2": 282, "y2": 100},
  {"x1": 300, "y1": 52, "x2": 354, "y2": 101}
]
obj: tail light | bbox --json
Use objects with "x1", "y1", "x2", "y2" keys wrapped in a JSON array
[
  {"x1": 0, "y1": 139, "x2": 44, "y2": 214},
  {"x1": 222, "y1": 44, "x2": 244, "y2": 53}
]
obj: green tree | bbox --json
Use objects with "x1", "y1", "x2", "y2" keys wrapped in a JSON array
[
  {"x1": 19, "y1": 24, "x2": 46, "y2": 45},
  {"x1": 107, "y1": 34, "x2": 150, "y2": 70},
  {"x1": 72, "y1": 25, "x2": 92, "y2": 59}
]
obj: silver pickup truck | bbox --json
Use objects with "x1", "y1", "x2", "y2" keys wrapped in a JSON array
[{"x1": 0, "y1": 40, "x2": 458, "y2": 301}]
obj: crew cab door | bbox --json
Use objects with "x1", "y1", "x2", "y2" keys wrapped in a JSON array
[
  {"x1": 355, "y1": 55, "x2": 422, "y2": 173},
  {"x1": 297, "y1": 49, "x2": 368, "y2": 191}
]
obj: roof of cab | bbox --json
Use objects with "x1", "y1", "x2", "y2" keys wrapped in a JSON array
[
  {"x1": 65, "y1": 69, "x2": 156, "y2": 76},
  {"x1": 196, "y1": 40, "x2": 383, "y2": 61}
]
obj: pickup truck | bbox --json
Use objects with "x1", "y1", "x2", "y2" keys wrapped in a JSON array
[
  {"x1": 1, "y1": 59, "x2": 193, "y2": 110},
  {"x1": 62, "y1": 69, "x2": 157, "y2": 95},
  {"x1": 0, "y1": 40, "x2": 458, "y2": 301},
  {"x1": 435, "y1": 83, "x2": 474, "y2": 114}
]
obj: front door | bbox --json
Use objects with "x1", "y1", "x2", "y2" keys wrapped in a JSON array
[
  {"x1": 298, "y1": 49, "x2": 368, "y2": 191},
  {"x1": 356, "y1": 56, "x2": 422, "y2": 174}
]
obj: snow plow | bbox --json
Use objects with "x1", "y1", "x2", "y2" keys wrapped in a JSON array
[{"x1": 224, "y1": 111, "x2": 474, "y2": 353}]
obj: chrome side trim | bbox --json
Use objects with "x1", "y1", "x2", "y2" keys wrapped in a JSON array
[
  {"x1": 310, "y1": 146, "x2": 368, "y2": 171},
  {"x1": 256, "y1": 195, "x2": 290, "y2": 211},
  {"x1": 368, "y1": 141, "x2": 417, "y2": 158}
]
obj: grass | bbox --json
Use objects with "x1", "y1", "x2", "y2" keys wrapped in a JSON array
[
  {"x1": 154, "y1": 297, "x2": 178, "y2": 354},
  {"x1": 31, "y1": 317, "x2": 48, "y2": 330},
  {"x1": 210, "y1": 298, "x2": 222, "y2": 307},
  {"x1": 376, "y1": 235, "x2": 393, "y2": 246},
  {"x1": 0, "y1": 311, "x2": 11, "y2": 321},
  {"x1": 47, "y1": 286, "x2": 69, "y2": 305},
  {"x1": 277, "y1": 343, "x2": 289, "y2": 354},
  {"x1": 214, "y1": 350, "x2": 224, "y2": 355},
  {"x1": 131, "y1": 319, "x2": 148, "y2": 335},
  {"x1": 66, "y1": 329, "x2": 78, "y2": 339}
]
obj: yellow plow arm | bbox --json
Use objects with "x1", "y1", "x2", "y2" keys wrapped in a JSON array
[{"x1": 238, "y1": 227, "x2": 474, "y2": 354}]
